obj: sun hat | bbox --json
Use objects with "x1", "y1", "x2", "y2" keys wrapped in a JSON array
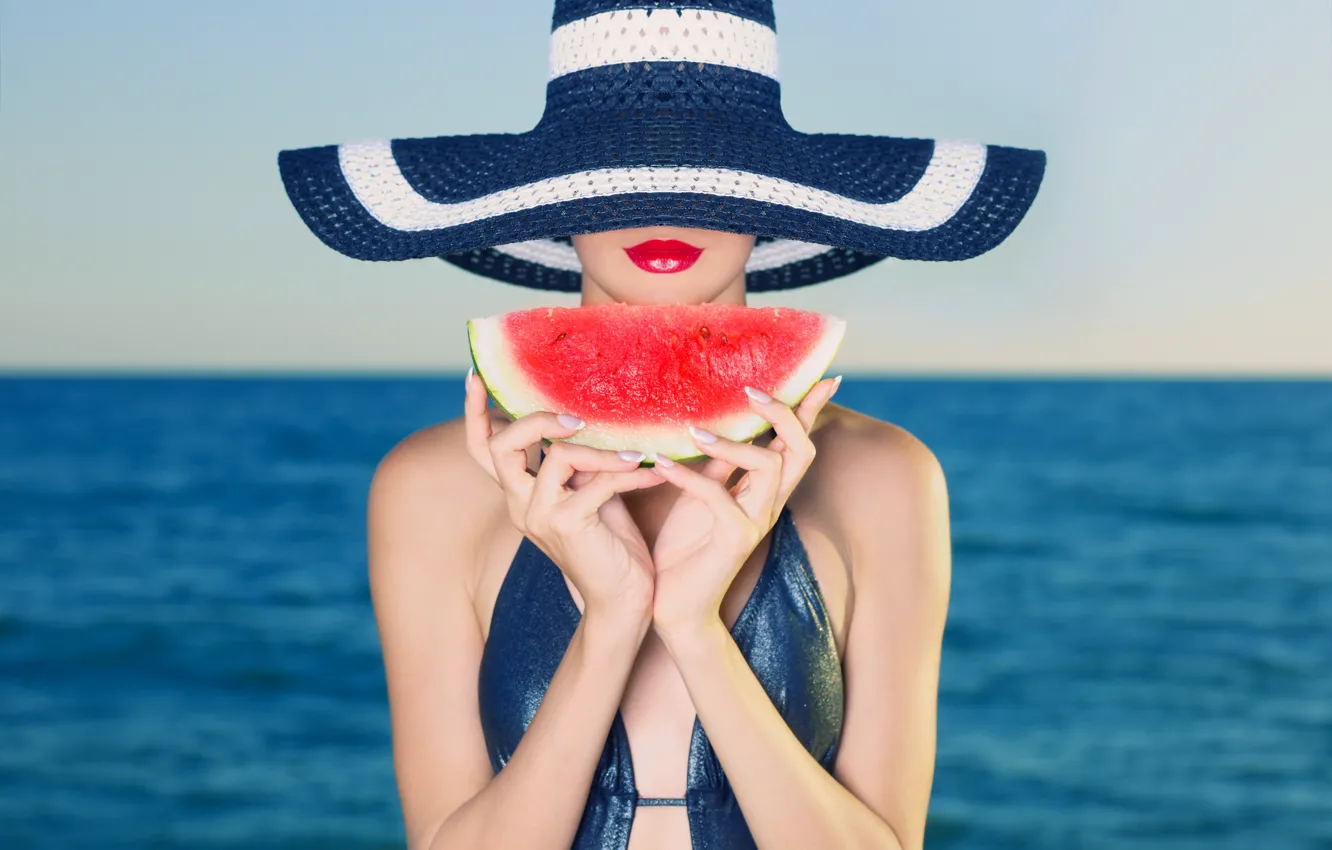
[{"x1": 277, "y1": 0, "x2": 1046, "y2": 292}]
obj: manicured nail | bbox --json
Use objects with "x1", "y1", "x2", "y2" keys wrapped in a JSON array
[
  {"x1": 618, "y1": 450, "x2": 646, "y2": 463},
  {"x1": 557, "y1": 413, "x2": 586, "y2": 430},
  {"x1": 688, "y1": 426, "x2": 718, "y2": 444},
  {"x1": 465, "y1": 365, "x2": 474, "y2": 389},
  {"x1": 655, "y1": 454, "x2": 676, "y2": 468},
  {"x1": 832, "y1": 375, "x2": 843, "y2": 393},
  {"x1": 744, "y1": 386, "x2": 773, "y2": 403}
]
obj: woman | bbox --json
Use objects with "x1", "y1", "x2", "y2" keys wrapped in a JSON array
[{"x1": 277, "y1": 3, "x2": 1044, "y2": 848}]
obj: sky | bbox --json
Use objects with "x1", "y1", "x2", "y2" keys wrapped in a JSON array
[{"x1": 1, "y1": 0, "x2": 1329, "y2": 374}]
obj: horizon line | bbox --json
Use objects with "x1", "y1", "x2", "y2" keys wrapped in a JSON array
[{"x1": 2, "y1": 368, "x2": 1329, "y2": 382}]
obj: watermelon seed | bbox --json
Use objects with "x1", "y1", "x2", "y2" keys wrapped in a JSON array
[
  {"x1": 720, "y1": 332, "x2": 728, "y2": 344},
  {"x1": 699, "y1": 326, "x2": 711, "y2": 340},
  {"x1": 554, "y1": 332, "x2": 567, "y2": 343}
]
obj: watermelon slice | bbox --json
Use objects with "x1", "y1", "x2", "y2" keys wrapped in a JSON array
[{"x1": 467, "y1": 304, "x2": 845, "y2": 463}]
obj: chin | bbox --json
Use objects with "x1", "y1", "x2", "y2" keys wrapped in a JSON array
[{"x1": 602, "y1": 276, "x2": 743, "y2": 306}]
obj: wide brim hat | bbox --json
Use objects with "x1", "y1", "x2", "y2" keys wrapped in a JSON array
[{"x1": 278, "y1": 0, "x2": 1047, "y2": 292}]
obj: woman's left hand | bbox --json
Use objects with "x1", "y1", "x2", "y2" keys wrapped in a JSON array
[{"x1": 649, "y1": 376, "x2": 841, "y2": 642}]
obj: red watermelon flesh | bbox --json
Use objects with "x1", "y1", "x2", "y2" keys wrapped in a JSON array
[
  {"x1": 468, "y1": 303, "x2": 845, "y2": 461},
  {"x1": 504, "y1": 304, "x2": 825, "y2": 426}
]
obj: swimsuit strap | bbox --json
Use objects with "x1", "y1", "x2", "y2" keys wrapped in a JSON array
[{"x1": 636, "y1": 796, "x2": 687, "y2": 807}]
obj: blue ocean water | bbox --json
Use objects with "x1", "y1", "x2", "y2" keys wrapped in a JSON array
[{"x1": 1, "y1": 377, "x2": 1329, "y2": 850}]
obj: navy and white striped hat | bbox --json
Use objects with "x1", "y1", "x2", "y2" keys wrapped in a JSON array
[{"x1": 278, "y1": 0, "x2": 1046, "y2": 292}]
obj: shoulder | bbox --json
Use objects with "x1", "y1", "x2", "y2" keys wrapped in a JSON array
[
  {"x1": 367, "y1": 415, "x2": 507, "y2": 597},
  {"x1": 808, "y1": 407, "x2": 950, "y2": 850},
  {"x1": 804, "y1": 404, "x2": 951, "y2": 592},
  {"x1": 365, "y1": 417, "x2": 505, "y2": 842},
  {"x1": 809, "y1": 404, "x2": 948, "y2": 509}
]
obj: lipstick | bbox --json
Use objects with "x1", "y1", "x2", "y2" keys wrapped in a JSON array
[{"x1": 624, "y1": 239, "x2": 703, "y2": 274}]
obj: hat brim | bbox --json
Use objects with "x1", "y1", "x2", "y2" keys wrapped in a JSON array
[
  {"x1": 440, "y1": 235, "x2": 893, "y2": 293},
  {"x1": 278, "y1": 119, "x2": 1044, "y2": 290}
]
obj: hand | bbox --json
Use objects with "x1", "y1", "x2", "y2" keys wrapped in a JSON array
[
  {"x1": 464, "y1": 370, "x2": 663, "y2": 620},
  {"x1": 648, "y1": 377, "x2": 841, "y2": 641}
]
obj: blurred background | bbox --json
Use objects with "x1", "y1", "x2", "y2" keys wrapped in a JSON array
[{"x1": 1, "y1": 1, "x2": 1329, "y2": 848}]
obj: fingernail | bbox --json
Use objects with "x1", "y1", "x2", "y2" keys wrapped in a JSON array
[
  {"x1": 557, "y1": 413, "x2": 586, "y2": 430},
  {"x1": 744, "y1": 386, "x2": 773, "y2": 403},
  {"x1": 618, "y1": 450, "x2": 646, "y2": 463},
  {"x1": 655, "y1": 454, "x2": 676, "y2": 468},
  {"x1": 832, "y1": 375, "x2": 843, "y2": 393},
  {"x1": 465, "y1": 365, "x2": 474, "y2": 389},
  {"x1": 688, "y1": 426, "x2": 718, "y2": 444}
]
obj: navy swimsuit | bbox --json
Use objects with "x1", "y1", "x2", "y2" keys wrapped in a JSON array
[{"x1": 478, "y1": 506, "x2": 845, "y2": 849}]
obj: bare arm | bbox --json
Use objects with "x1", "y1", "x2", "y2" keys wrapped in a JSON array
[
  {"x1": 367, "y1": 423, "x2": 651, "y2": 850},
  {"x1": 650, "y1": 398, "x2": 950, "y2": 849},
  {"x1": 829, "y1": 424, "x2": 951, "y2": 850}
]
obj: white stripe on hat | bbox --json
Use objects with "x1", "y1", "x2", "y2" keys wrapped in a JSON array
[
  {"x1": 492, "y1": 238, "x2": 584, "y2": 271},
  {"x1": 743, "y1": 238, "x2": 836, "y2": 271},
  {"x1": 338, "y1": 139, "x2": 986, "y2": 234},
  {"x1": 491, "y1": 236, "x2": 837, "y2": 273},
  {"x1": 549, "y1": 9, "x2": 779, "y2": 81}
]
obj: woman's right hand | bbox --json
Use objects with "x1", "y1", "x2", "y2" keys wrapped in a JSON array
[{"x1": 464, "y1": 369, "x2": 662, "y2": 621}]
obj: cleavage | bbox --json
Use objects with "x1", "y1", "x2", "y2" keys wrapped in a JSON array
[{"x1": 556, "y1": 533, "x2": 773, "y2": 797}]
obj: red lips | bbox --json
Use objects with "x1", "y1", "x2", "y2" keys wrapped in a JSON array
[{"x1": 624, "y1": 239, "x2": 703, "y2": 274}]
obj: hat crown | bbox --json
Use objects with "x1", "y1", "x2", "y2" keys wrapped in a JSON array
[
  {"x1": 550, "y1": 1, "x2": 777, "y2": 32},
  {"x1": 543, "y1": 0, "x2": 784, "y2": 125}
]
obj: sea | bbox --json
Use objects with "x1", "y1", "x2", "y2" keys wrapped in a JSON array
[{"x1": 1, "y1": 376, "x2": 1329, "y2": 850}]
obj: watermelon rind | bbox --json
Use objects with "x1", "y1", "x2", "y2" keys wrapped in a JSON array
[{"x1": 467, "y1": 310, "x2": 845, "y2": 465}]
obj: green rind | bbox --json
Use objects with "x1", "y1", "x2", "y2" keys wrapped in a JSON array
[{"x1": 467, "y1": 316, "x2": 529, "y2": 426}]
